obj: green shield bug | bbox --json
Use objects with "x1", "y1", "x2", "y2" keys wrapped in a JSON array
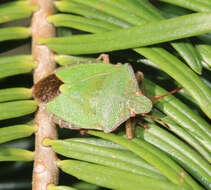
[{"x1": 33, "y1": 55, "x2": 180, "y2": 138}]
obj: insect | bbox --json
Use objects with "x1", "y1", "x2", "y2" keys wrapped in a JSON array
[{"x1": 33, "y1": 55, "x2": 181, "y2": 139}]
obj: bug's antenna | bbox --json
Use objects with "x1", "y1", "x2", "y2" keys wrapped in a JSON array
[
  {"x1": 137, "y1": 120, "x2": 150, "y2": 129},
  {"x1": 149, "y1": 87, "x2": 182, "y2": 101},
  {"x1": 139, "y1": 113, "x2": 170, "y2": 129}
]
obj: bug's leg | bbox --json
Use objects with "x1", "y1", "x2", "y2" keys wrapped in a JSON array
[
  {"x1": 180, "y1": 170, "x2": 185, "y2": 183},
  {"x1": 80, "y1": 129, "x2": 88, "y2": 135},
  {"x1": 126, "y1": 119, "x2": 134, "y2": 139},
  {"x1": 125, "y1": 118, "x2": 137, "y2": 139},
  {"x1": 129, "y1": 106, "x2": 136, "y2": 117},
  {"x1": 97, "y1": 54, "x2": 110, "y2": 64},
  {"x1": 149, "y1": 87, "x2": 182, "y2": 101},
  {"x1": 137, "y1": 120, "x2": 150, "y2": 129},
  {"x1": 135, "y1": 71, "x2": 146, "y2": 96},
  {"x1": 140, "y1": 113, "x2": 170, "y2": 129},
  {"x1": 116, "y1": 62, "x2": 122, "y2": 66}
]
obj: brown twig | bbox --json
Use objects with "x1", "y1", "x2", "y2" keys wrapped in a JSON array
[{"x1": 31, "y1": 0, "x2": 58, "y2": 189}]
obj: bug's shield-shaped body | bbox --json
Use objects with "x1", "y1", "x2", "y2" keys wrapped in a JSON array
[{"x1": 35, "y1": 62, "x2": 152, "y2": 133}]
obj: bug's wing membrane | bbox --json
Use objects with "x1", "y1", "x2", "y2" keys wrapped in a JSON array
[
  {"x1": 46, "y1": 94, "x2": 100, "y2": 129},
  {"x1": 55, "y1": 63, "x2": 119, "y2": 84},
  {"x1": 97, "y1": 95, "x2": 130, "y2": 132},
  {"x1": 96, "y1": 64, "x2": 137, "y2": 132},
  {"x1": 46, "y1": 73, "x2": 112, "y2": 130},
  {"x1": 59, "y1": 73, "x2": 108, "y2": 114}
]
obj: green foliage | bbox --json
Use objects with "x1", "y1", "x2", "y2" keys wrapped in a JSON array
[
  {"x1": 135, "y1": 124, "x2": 211, "y2": 189},
  {"x1": 58, "y1": 159, "x2": 190, "y2": 190},
  {"x1": 157, "y1": 0, "x2": 211, "y2": 12},
  {"x1": 40, "y1": 13, "x2": 211, "y2": 55},
  {"x1": 0, "y1": 147, "x2": 33, "y2": 162},
  {"x1": 87, "y1": 131, "x2": 200, "y2": 189},
  {"x1": 55, "y1": 1, "x2": 130, "y2": 28},
  {"x1": 0, "y1": 0, "x2": 211, "y2": 190},
  {"x1": 43, "y1": 138, "x2": 165, "y2": 180},
  {"x1": 0, "y1": 1, "x2": 37, "y2": 24},
  {"x1": 145, "y1": 79, "x2": 211, "y2": 154},
  {"x1": 0, "y1": 100, "x2": 37, "y2": 120},
  {"x1": 0, "y1": 88, "x2": 32, "y2": 102},
  {"x1": 196, "y1": 44, "x2": 211, "y2": 70},
  {"x1": 0, "y1": 124, "x2": 37, "y2": 144},
  {"x1": 0, "y1": 27, "x2": 31, "y2": 42},
  {"x1": 47, "y1": 14, "x2": 118, "y2": 33},
  {"x1": 0, "y1": 55, "x2": 36, "y2": 79},
  {"x1": 149, "y1": 110, "x2": 211, "y2": 163}
]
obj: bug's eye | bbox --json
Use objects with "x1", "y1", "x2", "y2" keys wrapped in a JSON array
[{"x1": 33, "y1": 74, "x2": 63, "y2": 103}]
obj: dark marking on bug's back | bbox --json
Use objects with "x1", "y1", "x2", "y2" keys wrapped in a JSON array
[{"x1": 33, "y1": 74, "x2": 63, "y2": 103}]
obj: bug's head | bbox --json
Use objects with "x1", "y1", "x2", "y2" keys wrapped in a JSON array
[{"x1": 32, "y1": 73, "x2": 63, "y2": 103}]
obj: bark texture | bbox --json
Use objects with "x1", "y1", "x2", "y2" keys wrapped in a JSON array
[{"x1": 31, "y1": 0, "x2": 58, "y2": 189}]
